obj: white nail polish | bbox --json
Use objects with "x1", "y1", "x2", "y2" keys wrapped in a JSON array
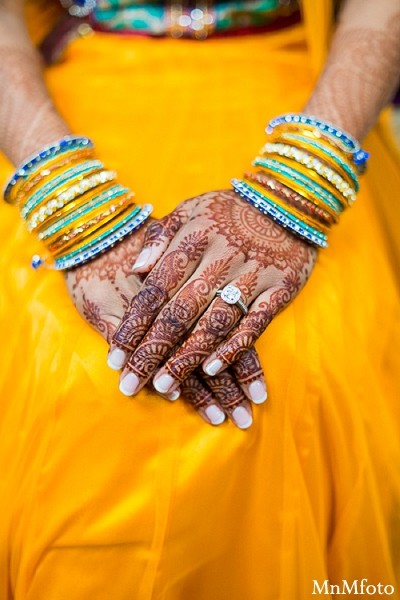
[
  {"x1": 205, "y1": 404, "x2": 225, "y2": 425},
  {"x1": 154, "y1": 374, "x2": 175, "y2": 394},
  {"x1": 132, "y1": 247, "x2": 152, "y2": 270},
  {"x1": 204, "y1": 359, "x2": 223, "y2": 376},
  {"x1": 119, "y1": 372, "x2": 140, "y2": 396},
  {"x1": 107, "y1": 348, "x2": 127, "y2": 370},
  {"x1": 167, "y1": 390, "x2": 180, "y2": 401},
  {"x1": 232, "y1": 406, "x2": 253, "y2": 429},
  {"x1": 249, "y1": 381, "x2": 267, "y2": 404}
]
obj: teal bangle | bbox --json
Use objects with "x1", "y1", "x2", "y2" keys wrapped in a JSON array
[
  {"x1": 56, "y1": 204, "x2": 142, "y2": 262},
  {"x1": 21, "y1": 160, "x2": 103, "y2": 218},
  {"x1": 253, "y1": 157, "x2": 344, "y2": 214},
  {"x1": 38, "y1": 184, "x2": 129, "y2": 240},
  {"x1": 279, "y1": 132, "x2": 359, "y2": 191}
]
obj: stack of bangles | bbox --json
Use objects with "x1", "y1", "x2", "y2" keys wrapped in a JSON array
[
  {"x1": 2, "y1": 135, "x2": 153, "y2": 270},
  {"x1": 232, "y1": 113, "x2": 369, "y2": 248}
]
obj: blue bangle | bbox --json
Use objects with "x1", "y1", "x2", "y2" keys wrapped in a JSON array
[
  {"x1": 266, "y1": 114, "x2": 369, "y2": 170},
  {"x1": 3, "y1": 135, "x2": 94, "y2": 204},
  {"x1": 231, "y1": 179, "x2": 328, "y2": 248},
  {"x1": 21, "y1": 160, "x2": 103, "y2": 219},
  {"x1": 253, "y1": 157, "x2": 344, "y2": 214}
]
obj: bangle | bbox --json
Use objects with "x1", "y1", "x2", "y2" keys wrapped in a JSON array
[
  {"x1": 262, "y1": 143, "x2": 356, "y2": 205},
  {"x1": 26, "y1": 170, "x2": 116, "y2": 232},
  {"x1": 232, "y1": 179, "x2": 327, "y2": 248},
  {"x1": 15, "y1": 147, "x2": 95, "y2": 206},
  {"x1": 48, "y1": 196, "x2": 136, "y2": 255},
  {"x1": 272, "y1": 132, "x2": 359, "y2": 191},
  {"x1": 38, "y1": 184, "x2": 128, "y2": 240},
  {"x1": 241, "y1": 177, "x2": 330, "y2": 235},
  {"x1": 266, "y1": 114, "x2": 369, "y2": 171},
  {"x1": 3, "y1": 135, "x2": 93, "y2": 204},
  {"x1": 21, "y1": 160, "x2": 104, "y2": 219},
  {"x1": 244, "y1": 171, "x2": 335, "y2": 227},
  {"x1": 254, "y1": 157, "x2": 343, "y2": 214},
  {"x1": 49, "y1": 204, "x2": 153, "y2": 271}
]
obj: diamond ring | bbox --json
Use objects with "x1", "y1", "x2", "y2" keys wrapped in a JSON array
[{"x1": 216, "y1": 284, "x2": 248, "y2": 315}]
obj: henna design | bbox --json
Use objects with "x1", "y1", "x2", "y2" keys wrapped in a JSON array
[
  {"x1": 203, "y1": 371, "x2": 247, "y2": 411},
  {"x1": 68, "y1": 226, "x2": 147, "y2": 289},
  {"x1": 124, "y1": 257, "x2": 230, "y2": 379},
  {"x1": 215, "y1": 287, "x2": 293, "y2": 365},
  {"x1": 81, "y1": 293, "x2": 116, "y2": 343},
  {"x1": 181, "y1": 374, "x2": 215, "y2": 411},
  {"x1": 232, "y1": 349, "x2": 264, "y2": 386},
  {"x1": 208, "y1": 192, "x2": 315, "y2": 271},
  {"x1": 162, "y1": 272, "x2": 257, "y2": 383},
  {"x1": 143, "y1": 202, "x2": 192, "y2": 247},
  {"x1": 305, "y1": 12, "x2": 400, "y2": 140},
  {"x1": 112, "y1": 229, "x2": 211, "y2": 350}
]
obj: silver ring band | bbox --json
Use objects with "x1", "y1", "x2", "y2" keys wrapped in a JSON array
[{"x1": 216, "y1": 284, "x2": 248, "y2": 315}]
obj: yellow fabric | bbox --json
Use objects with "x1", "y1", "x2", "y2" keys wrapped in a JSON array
[{"x1": 1, "y1": 7, "x2": 400, "y2": 599}]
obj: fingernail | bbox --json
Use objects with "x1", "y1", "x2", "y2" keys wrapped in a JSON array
[
  {"x1": 107, "y1": 348, "x2": 127, "y2": 370},
  {"x1": 232, "y1": 406, "x2": 253, "y2": 429},
  {"x1": 167, "y1": 390, "x2": 180, "y2": 401},
  {"x1": 132, "y1": 248, "x2": 152, "y2": 270},
  {"x1": 154, "y1": 374, "x2": 175, "y2": 394},
  {"x1": 205, "y1": 404, "x2": 225, "y2": 425},
  {"x1": 249, "y1": 380, "x2": 267, "y2": 404},
  {"x1": 204, "y1": 359, "x2": 223, "y2": 376},
  {"x1": 119, "y1": 372, "x2": 140, "y2": 396}
]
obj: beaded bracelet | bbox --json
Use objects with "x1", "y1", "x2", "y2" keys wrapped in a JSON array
[
  {"x1": 3, "y1": 136, "x2": 93, "y2": 204},
  {"x1": 276, "y1": 132, "x2": 359, "y2": 190},
  {"x1": 266, "y1": 114, "x2": 369, "y2": 170},
  {"x1": 262, "y1": 143, "x2": 357, "y2": 204}
]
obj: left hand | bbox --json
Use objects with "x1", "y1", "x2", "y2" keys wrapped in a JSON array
[{"x1": 109, "y1": 190, "x2": 317, "y2": 398}]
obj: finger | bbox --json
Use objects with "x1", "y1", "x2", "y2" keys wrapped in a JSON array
[
  {"x1": 132, "y1": 199, "x2": 196, "y2": 273},
  {"x1": 118, "y1": 258, "x2": 231, "y2": 396},
  {"x1": 203, "y1": 286, "x2": 292, "y2": 375},
  {"x1": 232, "y1": 348, "x2": 267, "y2": 405},
  {"x1": 180, "y1": 373, "x2": 226, "y2": 426},
  {"x1": 203, "y1": 369, "x2": 253, "y2": 430},
  {"x1": 152, "y1": 273, "x2": 258, "y2": 391},
  {"x1": 109, "y1": 226, "x2": 210, "y2": 367}
]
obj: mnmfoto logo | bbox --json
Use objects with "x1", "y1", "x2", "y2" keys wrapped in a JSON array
[{"x1": 312, "y1": 580, "x2": 395, "y2": 595}]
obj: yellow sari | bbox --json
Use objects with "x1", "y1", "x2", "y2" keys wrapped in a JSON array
[{"x1": 0, "y1": 1, "x2": 399, "y2": 598}]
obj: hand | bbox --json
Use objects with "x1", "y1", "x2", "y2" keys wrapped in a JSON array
[
  {"x1": 65, "y1": 224, "x2": 268, "y2": 429},
  {"x1": 109, "y1": 190, "x2": 317, "y2": 400}
]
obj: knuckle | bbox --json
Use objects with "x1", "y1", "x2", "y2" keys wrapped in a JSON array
[{"x1": 136, "y1": 284, "x2": 167, "y2": 313}]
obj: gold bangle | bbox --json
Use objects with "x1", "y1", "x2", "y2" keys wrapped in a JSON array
[
  {"x1": 254, "y1": 165, "x2": 340, "y2": 223},
  {"x1": 259, "y1": 153, "x2": 349, "y2": 209},
  {"x1": 27, "y1": 170, "x2": 116, "y2": 232},
  {"x1": 47, "y1": 194, "x2": 135, "y2": 255},
  {"x1": 272, "y1": 133, "x2": 356, "y2": 189},
  {"x1": 14, "y1": 148, "x2": 96, "y2": 207},
  {"x1": 52, "y1": 202, "x2": 137, "y2": 259},
  {"x1": 243, "y1": 176, "x2": 330, "y2": 234}
]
